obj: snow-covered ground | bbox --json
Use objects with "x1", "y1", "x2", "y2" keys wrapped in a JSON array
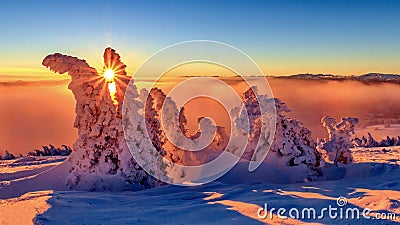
[
  {"x1": 0, "y1": 148, "x2": 399, "y2": 225},
  {"x1": 0, "y1": 156, "x2": 65, "y2": 187}
]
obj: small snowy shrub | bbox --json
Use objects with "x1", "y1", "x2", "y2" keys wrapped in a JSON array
[{"x1": 317, "y1": 116, "x2": 359, "y2": 166}]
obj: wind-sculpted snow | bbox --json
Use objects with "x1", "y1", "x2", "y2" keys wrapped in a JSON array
[{"x1": 43, "y1": 48, "x2": 162, "y2": 190}]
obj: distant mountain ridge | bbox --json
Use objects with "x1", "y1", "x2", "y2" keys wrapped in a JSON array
[
  {"x1": 181, "y1": 73, "x2": 400, "y2": 84},
  {"x1": 277, "y1": 73, "x2": 400, "y2": 84}
]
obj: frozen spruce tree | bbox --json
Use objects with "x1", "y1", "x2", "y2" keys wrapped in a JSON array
[
  {"x1": 353, "y1": 133, "x2": 400, "y2": 147},
  {"x1": 353, "y1": 133, "x2": 379, "y2": 147},
  {"x1": 317, "y1": 116, "x2": 359, "y2": 166},
  {"x1": 2, "y1": 150, "x2": 16, "y2": 160},
  {"x1": 147, "y1": 88, "x2": 187, "y2": 165},
  {"x1": 236, "y1": 88, "x2": 321, "y2": 179},
  {"x1": 135, "y1": 86, "x2": 194, "y2": 182},
  {"x1": 365, "y1": 132, "x2": 379, "y2": 147},
  {"x1": 43, "y1": 48, "x2": 164, "y2": 190},
  {"x1": 270, "y1": 99, "x2": 321, "y2": 170}
]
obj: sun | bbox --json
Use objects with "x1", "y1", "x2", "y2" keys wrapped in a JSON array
[
  {"x1": 101, "y1": 68, "x2": 118, "y2": 104},
  {"x1": 103, "y1": 69, "x2": 115, "y2": 82}
]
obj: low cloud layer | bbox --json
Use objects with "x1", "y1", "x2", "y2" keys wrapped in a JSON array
[{"x1": 0, "y1": 79, "x2": 70, "y2": 87}]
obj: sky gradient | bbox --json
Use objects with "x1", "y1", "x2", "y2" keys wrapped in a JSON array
[{"x1": 1, "y1": 0, "x2": 400, "y2": 78}]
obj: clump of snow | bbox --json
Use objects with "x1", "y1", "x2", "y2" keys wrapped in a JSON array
[{"x1": 318, "y1": 116, "x2": 359, "y2": 166}]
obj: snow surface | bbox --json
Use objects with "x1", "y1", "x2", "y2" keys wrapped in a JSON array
[
  {"x1": 0, "y1": 156, "x2": 65, "y2": 184},
  {"x1": 1, "y1": 147, "x2": 400, "y2": 224}
]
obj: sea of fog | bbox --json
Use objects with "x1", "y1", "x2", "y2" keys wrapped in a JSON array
[
  {"x1": 1, "y1": 77, "x2": 400, "y2": 155},
  {"x1": 0, "y1": 80, "x2": 76, "y2": 155}
]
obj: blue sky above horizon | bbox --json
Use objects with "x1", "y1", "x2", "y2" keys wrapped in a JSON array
[{"x1": 0, "y1": 0, "x2": 399, "y2": 77}]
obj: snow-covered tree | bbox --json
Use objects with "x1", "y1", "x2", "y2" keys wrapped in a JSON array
[
  {"x1": 147, "y1": 88, "x2": 186, "y2": 165},
  {"x1": 2, "y1": 150, "x2": 16, "y2": 160},
  {"x1": 27, "y1": 145, "x2": 72, "y2": 156},
  {"x1": 43, "y1": 48, "x2": 163, "y2": 190},
  {"x1": 353, "y1": 132, "x2": 378, "y2": 147},
  {"x1": 317, "y1": 116, "x2": 359, "y2": 166},
  {"x1": 234, "y1": 88, "x2": 321, "y2": 179},
  {"x1": 353, "y1": 133, "x2": 400, "y2": 147},
  {"x1": 270, "y1": 99, "x2": 321, "y2": 169}
]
